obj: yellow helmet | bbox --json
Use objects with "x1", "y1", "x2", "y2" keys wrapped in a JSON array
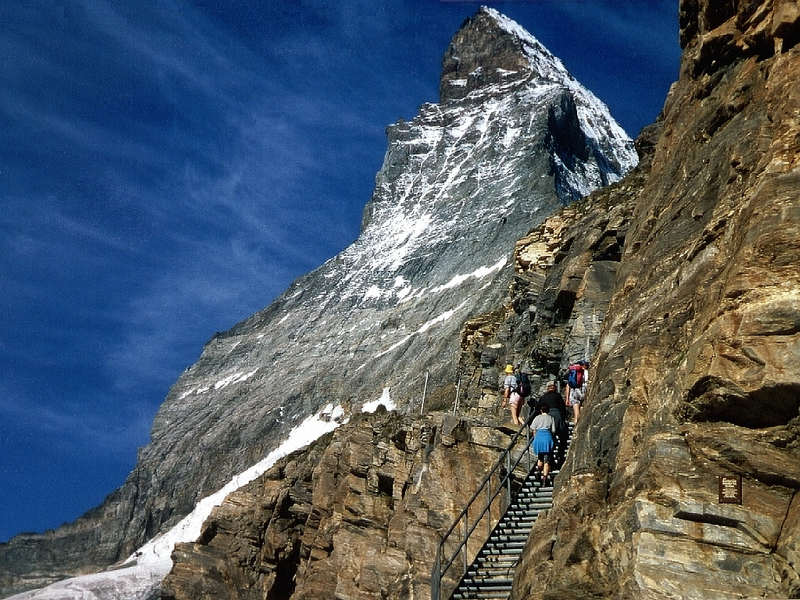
[{"x1": 504, "y1": 364, "x2": 514, "y2": 374}]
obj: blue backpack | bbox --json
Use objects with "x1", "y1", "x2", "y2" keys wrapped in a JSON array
[{"x1": 567, "y1": 364, "x2": 583, "y2": 389}]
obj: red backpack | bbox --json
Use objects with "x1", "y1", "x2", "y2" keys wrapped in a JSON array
[{"x1": 567, "y1": 364, "x2": 584, "y2": 388}]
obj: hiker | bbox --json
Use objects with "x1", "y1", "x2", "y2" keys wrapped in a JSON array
[
  {"x1": 515, "y1": 369, "x2": 532, "y2": 421},
  {"x1": 538, "y1": 381, "x2": 567, "y2": 458},
  {"x1": 565, "y1": 360, "x2": 589, "y2": 423},
  {"x1": 530, "y1": 404, "x2": 556, "y2": 485},
  {"x1": 501, "y1": 364, "x2": 522, "y2": 426}
]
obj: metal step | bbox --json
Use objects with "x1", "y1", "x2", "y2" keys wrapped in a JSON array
[
  {"x1": 502, "y1": 512, "x2": 540, "y2": 520},
  {"x1": 499, "y1": 512, "x2": 538, "y2": 519},
  {"x1": 457, "y1": 583, "x2": 512, "y2": 593},
  {"x1": 491, "y1": 527, "x2": 533, "y2": 536},
  {"x1": 473, "y1": 557, "x2": 518, "y2": 566},
  {"x1": 477, "y1": 547, "x2": 523, "y2": 556},
  {"x1": 503, "y1": 509, "x2": 540, "y2": 517},
  {"x1": 518, "y1": 492, "x2": 552, "y2": 499},
  {"x1": 482, "y1": 542, "x2": 527, "y2": 551},
  {"x1": 468, "y1": 562, "x2": 516, "y2": 572},
  {"x1": 510, "y1": 498, "x2": 548, "y2": 506},
  {"x1": 467, "y1": 568, "x2": 516, "y2": 578},
  {"x1": 462, "y1": 577, "x2": 513, "y2": 586},
  {"x1": 515, "y1": 502, "x2": 551, "y2": 510},
  {"x1": 515, "y1": 491, "x2": 552, "y2": 498},
  {"x1": 484, "y1": 535, "x2": 529, "y2": 545},
  {"x1": 473, "y1": 556, "x2": 518, "y2": 564},
  {"x1": 499, "y1": 515, "x2": 537, "y2": 523},
  {"x1": 452, "y1": 592, "x2": 510, "y2": 600},
  {"x1": 446, "y1": 426, "x2": 576, "y2": 600},
  {"x1": 494, "y1": 521, "x2": 535, "y2": 528},
  {"x1": 517, "y1": 485, "x2": 551, "y2": 494},
  {"x1": 516, "y1": 492, "x2": 553, "y2": 500},
  {"x1": 516, "y1": 494, "x2": 550, "y2": 502}
]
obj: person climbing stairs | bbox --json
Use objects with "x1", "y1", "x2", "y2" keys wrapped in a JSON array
[{"x1": 449, "y1": 420, "x2": 574, "y2": 600}]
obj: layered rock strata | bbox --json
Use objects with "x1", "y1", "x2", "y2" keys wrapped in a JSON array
[
  {"x1": 0, "y1": 8, "x2": 636, "y2": 596},
  {"x1": 161, "y1": 410, "x2": 517, "y2": 600},
  {"x1": 513, "y1": 1, "x2": 800, "y2": 598}
]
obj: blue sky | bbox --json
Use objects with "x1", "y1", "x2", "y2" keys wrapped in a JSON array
[{"x1": 0, "y1": 1, "x2": 679, "y2": 543}]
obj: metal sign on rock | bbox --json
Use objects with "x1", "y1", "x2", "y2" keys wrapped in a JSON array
[{"x1": 719, "y1": 474, "x2": 743, "y2": 504}]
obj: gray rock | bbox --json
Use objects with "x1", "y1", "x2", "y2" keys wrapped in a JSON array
[{"x1": 0, "y1": 8, "x2": 636, "y2": 596}]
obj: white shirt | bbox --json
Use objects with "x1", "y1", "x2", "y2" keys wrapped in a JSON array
[{"x1": 530, "y1": 413, "x2": 555, "y2": 433}]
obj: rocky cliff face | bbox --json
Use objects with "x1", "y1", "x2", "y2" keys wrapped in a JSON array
[
  {"x1": 154, "y1": 119, "x2": 658, "y2": 600},
  {"x1": 511, "y1": 1, "x2": 800, "y2": 598},
  {"x1": 0, "y1": 8, "x2": 636, "y2": 597},
  {"x1": 161, "y1": 411, "x2": 517, "y2": 600},
  {"x1": 455, "y1": 124, "x2": 660, "y2": 423}
]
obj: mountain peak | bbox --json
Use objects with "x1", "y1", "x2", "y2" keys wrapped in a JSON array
[{"x1": 440, "y1": 7, "x2": 573, "y2": 102}]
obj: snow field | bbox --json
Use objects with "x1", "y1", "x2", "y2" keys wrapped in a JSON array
[{"x1": 8, "y1": 396, "x2": 397, "y2": 599}]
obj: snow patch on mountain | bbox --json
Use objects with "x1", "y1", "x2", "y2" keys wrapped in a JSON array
[
  {"x1": 430, "y1": 257, "x2": 507, "y2": 294},
  {"x1": 6, "y1": 405, "x2": 349, "y2": 599},
  {"x1": 126, "y1": 403, "x2": 347, "y2": 568},
  {"x1": 214, "y1": 369, "x2": 258, "y2": 390},
  {"x1": 362, "y1": 387, "x2": 396, "y2": 413},
  {"x1": 5, "y1": 563, "x2": 171, "y2": 600}
]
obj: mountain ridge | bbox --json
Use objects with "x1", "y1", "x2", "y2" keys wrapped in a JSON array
[
  {"x1": 0, "y1": 8, "x2": 636, "y2": 598},
  {"x1": 0, "y1": 10, "x2": 636, "y2": 593}
]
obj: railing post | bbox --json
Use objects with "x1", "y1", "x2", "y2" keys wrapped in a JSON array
[
  {"x1": 431, "y1": 543, "x2": 441, "y2": 600},
  {"x1": 420, "y1": 370, "x2": 429, "y2": 415},
  {"x1": 462, "y1": 510, "x2": 468, "y2": 573},
  {"x1": 505, "y1": 452, "x2": 510, "y2": 500},
  {"x1": 453, "y1": 376, "x2": 461, "y2": 414}
]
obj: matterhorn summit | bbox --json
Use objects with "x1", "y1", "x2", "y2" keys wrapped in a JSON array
[{"x1": 0, "y1": 8, "x2": 636, "y2": 598}]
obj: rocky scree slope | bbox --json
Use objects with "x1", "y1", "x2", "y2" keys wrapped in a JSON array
[
  {"x1": 510, "y1": 1, "x2": 800, "y2": 599},
  {"x1": 0, "y1": 7, "x2": 636, "y2": 597}
]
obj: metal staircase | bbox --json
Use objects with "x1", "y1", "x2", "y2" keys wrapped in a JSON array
[{"x1": 432, "y1": 420, "x2": 574, "y2": 600}]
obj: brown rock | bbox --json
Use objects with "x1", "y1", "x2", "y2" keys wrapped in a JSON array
[
  {"x1": 514, "y1": 0, "x2": 800, "y2": 597},
  {"x1": 161, "y1": 412, "x2": 517, "y2": 600}
]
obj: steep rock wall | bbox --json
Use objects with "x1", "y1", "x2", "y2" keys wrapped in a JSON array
[
  {"x1": 456, "y1": 124, "x2": 660, "y2": 420},
  {"x1": 514, "y1": 1, "x2": 800, "y2": 598},
  {"x1": 161, "y1": 411, "x2": 517, "y2": 600}
]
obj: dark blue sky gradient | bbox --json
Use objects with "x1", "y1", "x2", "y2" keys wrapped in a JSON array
[{"x1": 0, "y1": 1, "x2": 679, "y2": 543}]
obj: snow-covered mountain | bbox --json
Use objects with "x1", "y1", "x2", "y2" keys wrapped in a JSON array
[{"x1": 0, "y1": 7, "x2": 636, "y2": 598}]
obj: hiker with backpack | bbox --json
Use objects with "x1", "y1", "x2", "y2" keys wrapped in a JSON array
[
  {"x1": 530, "y1": 403, "x2": 556, "y2": 485},
  {"x1": 537, "y1": 381, "x2": 567, "y2": 456},
  {"x1": 501, "y1": 364, "x2": 522, "y2": 426},
  {"x1": 565, "y1": 360, "x2": 589, "y2": 423},
  {"x1": 515, "y1": 369, "x2": 532, "y2": 422}
]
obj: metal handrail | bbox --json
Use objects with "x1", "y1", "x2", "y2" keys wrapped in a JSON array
[{"x1": 431, "y1": 419, "x2": 534, "y2": 600}]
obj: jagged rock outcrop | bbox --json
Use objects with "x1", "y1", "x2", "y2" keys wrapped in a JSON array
[
  {"x1": 456, "y1": 123, "x2": 660, "y2": 420},
  {"x1": 511, "y1": 1, "x2": 800, "y2": 598},
  {"x1": 0, "y1": 8, "x2": 636, "y2": 597},
  {"x1": 161, "y1": 411, "x2": 515, "y2": 600}
]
